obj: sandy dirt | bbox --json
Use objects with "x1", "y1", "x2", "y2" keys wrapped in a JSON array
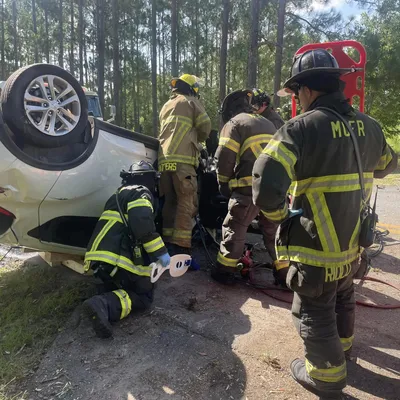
[{"x1": 6, "y1": 185, "x2": 400, "y2": 400}]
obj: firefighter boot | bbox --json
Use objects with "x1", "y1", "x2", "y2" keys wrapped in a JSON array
[
  {"x1": 290, "y1": 359, "x2": 344, "y2": 400},
  {"x1": 211, "y1": 263, "x2": 236, "y2": 285},
  {"x1": 82, "y1": 294, "x2": 113, "y2": 339}
]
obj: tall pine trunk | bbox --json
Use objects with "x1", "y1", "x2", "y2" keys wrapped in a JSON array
[
  {"x1": 44, "y1": 0, "x2": 50, "y2": 63},
  {"x1": 273, "y1": 0, "x2": 286, "y2": 107},
  {"x1": 112, "y1": 0, "x2": 121, "y2": 126},
  {"x1": 247, "y1": 0, "x2": 260, "y2": 87},
  {"x1": 78, "y1": 0, "x2": 84, "y2": 84},
  {"x1": 69, "y1": 0, "x2": 74, "y2": 75},
  {"x1": 58, "y1": 0, "x2": 64, "y2": 68},
  {"x1": 96, "y1": 0, "x2": 105, "y2": 115},
  {"x1": 195, "y1": 0, "x2": 199, "y2": 76},
  {"x1": 1, "y1": 0, "x2": 5, "y2": 77},
  {"x1": 219, "y1": 0, "x2": 229, "y2": 103},
  {"x1": 12, "y1": 0, "x2": 17, "y2": 69},
  {"x1": 171, "y1": 0, "x2": 178, "y2": 76},
  {"x1": 32, "y1": 0, "x2": 38, "y2": 63},
  {"x1": 151, "y1": 0, "x2": 157, "y2": 137}
]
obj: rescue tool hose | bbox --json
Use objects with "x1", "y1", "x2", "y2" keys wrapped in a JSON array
[
  {"x1": 193, "y1": 218, "x2": 399, "y2": 309},
  {"x1": 253, "y1": 276, "x2": 400, "y2": 309}
]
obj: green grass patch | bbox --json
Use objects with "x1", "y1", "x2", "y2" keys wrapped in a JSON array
[
  {"x1": 387, "y1": 136, "x2": 400, "y2": 155},
  {"x1": 0, "y1": 259, "x2": 94, "y2": 397}
]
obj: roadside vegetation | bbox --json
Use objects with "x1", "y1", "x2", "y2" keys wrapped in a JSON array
[{"x1": 0, "y1": 259, "x2": 94, "y2": 399}]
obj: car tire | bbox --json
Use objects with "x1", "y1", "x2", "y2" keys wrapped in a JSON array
[{"x1": 1, "y1": 64, "x2": 88, "y2": 148}]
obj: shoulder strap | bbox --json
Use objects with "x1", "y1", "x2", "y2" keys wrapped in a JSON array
[
  {"x1": 115, "y1": 189, "x2": 136, "y2": 242},
  {"x1": 315, "y1": 107, "x2": 366, "y2": 203}
]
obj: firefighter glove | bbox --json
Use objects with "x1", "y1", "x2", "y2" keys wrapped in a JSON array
[{"x1": 157, "y1": 252, "x2": 171, "y2": 268}]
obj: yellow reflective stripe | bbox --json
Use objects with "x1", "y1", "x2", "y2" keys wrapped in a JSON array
[
  {"x1": 217, "y1": 174, "x2": 230, "y2": 183},
  {"x1": 229, "y1": 176, "x2": 253, "y2": 189},
  {"x1": 290, "y1": 173, "x2": 374, "y2": 196},
  {"x1": 349, "y1": 216, "x2": 361, "y2": 248},
  {"x1": 261, "y1": 203, "x2": 288, "y2": 223},
  {"x1": 113, "y1": 289, "x2": 132, "y2": 319},
  {"x1": 84, "y1": 251, "x2": 152, "y2": 277},
  {"x1": 90, "y1": 220, "x2": 116, "y2": 252},
  {"x1": 168, "y1": 121, "x2": 192, "y2": 155},
  {"x1": 195, "y1": 112, "x2": 210, "y2": 127},
  {"x1": 276, "y1": 245, "x2": 359, "y2": 268},
  {"x1": 376, "y1": 149, "x2": 393, "y2": 171},
  {"x1": 240, "y1": 134, "x2": 273, "y2": 157},
  {"x1": 274, "y1": 260, "x2": 290, "y2": 270},
  {"x1": 305, "y1": 359, "x2": 346, "y2": 383},
  {"x1": 340, "y1": 335, "x2": 354, "y2": 352},
  {"x1": 219, "y1": 137, "x2": 240, "y2": 153},
  {"x1": 143, "y1": 236, "x2": 165, "y2": 253},
  {"x1": 163, "y1": 228, "x2": 173, "y2": 237},
  {"x1": 100, "y1": 211, "x2": 123, "y2": 223},
  {"x1": 172, "y1": 230, "x2": 192, "y2": 239},
  {"x1": 159, "y1": 154, "x2": 197, "y2": 166},
  {"x1": 263, "y1": 139, "x2": 297, "y2": 180},
  {"x1": 307, "y1": 192, "x2": 340, "y2": 253},
  {"x1": 127, "y1": 198, "x2": 153, "y2": 212},
  {"x1": 217, "y1": 252, "x2": 239, "y2": 268},
  {"x1": 325, "y1": 264, "x2": 352, "y2": 282},
  {"x1": 161, "y1": 115, "x2": 192, "y2": 131}
]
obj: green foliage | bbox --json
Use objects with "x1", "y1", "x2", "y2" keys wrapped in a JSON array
[{"x1": 0, "y1": 0, "x2": 398, "y2": 138}]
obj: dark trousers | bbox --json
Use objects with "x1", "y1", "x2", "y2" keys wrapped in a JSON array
[
  {"x1": 288, "y1": 261, "x2": 358, "y2": 390},
  {"x1": 93, "y1": 262, "x2": 154, "y2": 321},
  {"x1": 217, "y1": 191, "x2": 278, "y2": 271}
]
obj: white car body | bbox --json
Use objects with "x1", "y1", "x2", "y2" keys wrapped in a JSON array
[{"x1": 0, "y1": 118, "x2": 158, "y2": 255}]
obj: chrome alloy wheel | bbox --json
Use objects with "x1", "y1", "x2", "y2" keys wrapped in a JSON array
[{"x1": 24, "y1": 75, "x2": 81, "y2": 137}]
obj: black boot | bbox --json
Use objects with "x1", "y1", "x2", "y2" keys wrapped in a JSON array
[
  {"x1": 211, "y1": 263, "x2": 236, "y2": 285},
  {"x1": 290, "y1": 359, "x2": 344, "y2": 400},
  {"x1": 82, "y1": 295, "x2": 113, "y2": 338}
]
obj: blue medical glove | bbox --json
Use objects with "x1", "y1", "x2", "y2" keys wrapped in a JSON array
[
  {"x1": 287, "y1": 208, "x2": 303, "y2": 219},
  {"x1": 157, "y1": 252, "x2": 171, "y2": 268}
]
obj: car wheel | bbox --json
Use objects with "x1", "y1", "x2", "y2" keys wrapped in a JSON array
[{"x1": 1, "y1": 64, "x2": 88, "y2": 148}]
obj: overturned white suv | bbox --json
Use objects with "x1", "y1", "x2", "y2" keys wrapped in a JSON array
[{"x1": 0, "y1": 64, "x2": 159, "y2": 256}]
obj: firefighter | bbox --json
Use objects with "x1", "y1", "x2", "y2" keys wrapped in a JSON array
[
  {"x1": 82, "y1": 161, "x2": 170, "y2": 338},
  {"x1": 251, "y1": 88, "x2": 285, "y2": 129},
  {"x1": 158, "y1": 74, "x2": 211, "y2": 254},
  {"x1": 252, "y1": 49, "x2": 398, "y2": 399},
  {"x1": 213, "y1": 90, "x2": 278, "y2": 284}
]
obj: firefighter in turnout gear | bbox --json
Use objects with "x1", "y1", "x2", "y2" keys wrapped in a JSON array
[
  {"x1": 252, "y1": 49, "x2": 398, "y2": 399},
  {"x1": 213, "y1": 90, "x2": 278, "y2": 285},
  {"x1": 158, "y1": 74, "x2": 211, "y2": 252},
  {"x1": 251, "y1": 88, "x2": 285, "y2": 130},
  {"x1": 83, "y1": 161, "x2": 170, "y2": 338}
]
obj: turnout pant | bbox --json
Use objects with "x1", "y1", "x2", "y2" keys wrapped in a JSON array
[
  {"x1": 288, "y1": 260, "x2": 359, "y2": 391},
  {"x1": 159, "y1": 164, "x2": 198, "y2": 248},
  {"x1": 217, "y1": 191, "x2": 278, "y2": 271},
  {"x1": 93, "y1": 262, "x2": 154, "y2": 321}
]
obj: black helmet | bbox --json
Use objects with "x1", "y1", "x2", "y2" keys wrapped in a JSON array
[
  {"x1": 219, "y1": 89, "x2": 253, "y2": 123},
  {"x1": 251, "y1": 88, "x2": 271, "y2": 109},
  {"x1": 120, "y1": 160, "x2": 159, "y2": 192},
  {"x1": 278, "y1": 49, "x2": 354, "y2": 97}
]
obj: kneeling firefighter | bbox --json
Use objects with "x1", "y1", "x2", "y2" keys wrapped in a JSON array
[
  {"x1": 83, "y1": 161, "x2": 170, "y2": 338},
  {"x1": 213, "y1": 90, "x2": 278, "y2": 284}
]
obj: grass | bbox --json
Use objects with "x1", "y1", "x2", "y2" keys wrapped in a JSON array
[
  {"x1": 0, "y1": 259, "x2": 94, "y2": 399},
  {"x1": 387, "y1": 136, "x2": 400, "y2": 155}
]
